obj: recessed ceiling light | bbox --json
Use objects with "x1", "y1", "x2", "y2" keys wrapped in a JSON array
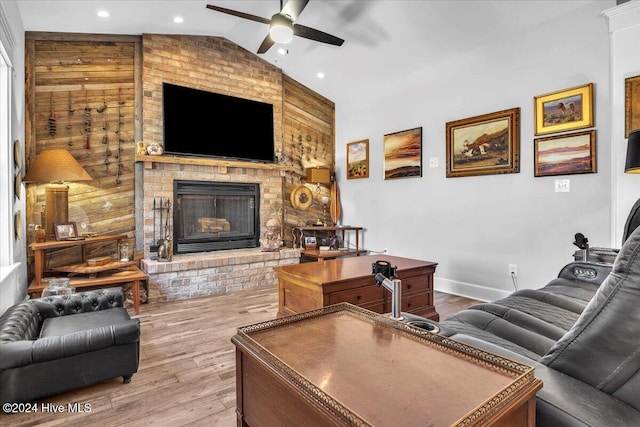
[
  {"x1": 173, "y1": 16, "x2": 184, "y2": 24},
  {"x1": 277, "y1": 47, "x2": 288, "y2": 55},
  {"x1": 97, "y1": 10, "x2": 110, "y2": 18},
  {"x1": 317, "y1": 72, "x2": 325, "y2": 79}
]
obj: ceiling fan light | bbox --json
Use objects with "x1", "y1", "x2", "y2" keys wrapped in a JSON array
[{"x1": 270, "y1": 14, "x2": 294, "y2": 44}]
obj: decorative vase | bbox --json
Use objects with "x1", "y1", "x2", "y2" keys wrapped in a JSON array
[{"x1": 146, "y1": 142, "x2": 163, "y2": 156}]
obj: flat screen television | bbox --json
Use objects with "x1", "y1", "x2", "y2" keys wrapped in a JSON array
[{"x1": 162, "y1": 82, "x2": 275, "y2": 163}]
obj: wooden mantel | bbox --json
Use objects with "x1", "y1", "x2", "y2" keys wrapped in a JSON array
[{"x1": 135, "y1": 154, "x2": 293, "y2": 173}]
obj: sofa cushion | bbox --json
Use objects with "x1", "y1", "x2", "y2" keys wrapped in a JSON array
[
  {"x1": 40, "y1": 307, "x2": 131, "y2": 338},
  {"x1": 541, "y1": 225, "x2": 640, "y2": 412}
]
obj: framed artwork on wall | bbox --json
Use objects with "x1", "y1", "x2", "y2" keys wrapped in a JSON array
[
  {"x1": 626, "y1": 75, "x2": 640, "y2": 138},
  {"x1": 446, "y1": 108, "x2": 520, "y2": 178},
  {"x1": 534, "y1": 83, "x2": 594, "y2": 135},
  {"x1": 534, "y1": 130, "x2": 596, "y2": 177},
  {"x1": 383, "y1": 127, "x2": 422, "y2": 180},
  {"x1": 346, "y1": 139, "x2": 369, "y2": 179}
]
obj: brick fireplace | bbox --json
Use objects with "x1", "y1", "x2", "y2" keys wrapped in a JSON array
[{"x1": 137, "y1": 157, "x2": 299, "y2": 301}]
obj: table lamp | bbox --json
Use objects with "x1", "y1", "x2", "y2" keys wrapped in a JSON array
[
  {"x1": 625, "y1": 129, "x2": 640, "y2": 173},
  {"x1": 23, "y1": 149, "x2": 92, "y2": 239},
  {"x1": 306, "y1": 167, "x2": 332, "y2": 193}
]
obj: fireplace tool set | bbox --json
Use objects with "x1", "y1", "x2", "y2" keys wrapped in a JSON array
[{"x1": 153, "y1": 198, "x2": 172, "y2": 262}]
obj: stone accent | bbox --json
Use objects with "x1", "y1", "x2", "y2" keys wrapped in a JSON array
[{"x1": 142, "y1": 248, "x2": 300, "y2": 301}]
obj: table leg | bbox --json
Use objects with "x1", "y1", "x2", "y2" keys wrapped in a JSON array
[{"x1": 132, "y1": 279, "x2": 140, "y2": 315}]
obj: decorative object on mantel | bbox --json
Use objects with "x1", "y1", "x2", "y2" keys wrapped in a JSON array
[
  {"x1": 136, "y1": 141, "x2": 148, "y2": 155},
  {"x1": 146, "y1": 141, "x2": 163, "y2": 156},
  {"x1": 23, "y1": 149, "x2": 93, "y2": 240},
  {"x1": 261, "y1": 217, "x2": 283, "y2": 252}
]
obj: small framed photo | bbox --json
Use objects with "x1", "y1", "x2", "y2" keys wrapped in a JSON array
[
  {"x1": 534, "y1": 130, "x2": 597, "y2": 177},
  {"x1": 446, "y1": 108, "x2": 520, "y2": 178},
  {"x1": 383, "y1": 127, "x2": 422, "y2": 180},
  {"x1": 534, "y1": 83, "x2": 594, "y2": 135},
  {"x1": 304, "y1": 236, "x2": 317, "y2": 249},
  {"x1": 347, "y1": 139, "x2": 369, "y2": 179},
  {"x1": 54, "y1": 222, "x2": 79, "y2": 241},
  {"x1": 626, "y1": 75, "x2": 640, "y2": 138}
]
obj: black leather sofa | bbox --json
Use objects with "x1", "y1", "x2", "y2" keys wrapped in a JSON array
[
  {"x1": 409, "y1": 223, "x2": 640, "y2": 426},
  {"x1": 0, "y1": 287, "x2": 140, "y2": 404}
]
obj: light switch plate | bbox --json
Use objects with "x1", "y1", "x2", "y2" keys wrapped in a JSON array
[{"x1": 555, "y1": 179, "x2": 570, "y2": 192}]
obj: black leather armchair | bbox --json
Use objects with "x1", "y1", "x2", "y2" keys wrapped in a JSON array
[{"x1": 0, "y1": 287, "x2": 140, "y2": 404}]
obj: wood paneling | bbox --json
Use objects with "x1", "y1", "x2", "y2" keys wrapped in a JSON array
[{"x1": 25, "y1": 33, "x2": 140, "y2": 272}]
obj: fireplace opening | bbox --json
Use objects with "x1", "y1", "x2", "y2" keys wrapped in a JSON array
[{"x1": 174, "y1": 180, "x2": 260, "y2": 253}]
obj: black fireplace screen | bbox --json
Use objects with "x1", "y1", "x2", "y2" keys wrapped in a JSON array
[{"x1": 174, "y1": 180, "x2": 260, "y2": 253}]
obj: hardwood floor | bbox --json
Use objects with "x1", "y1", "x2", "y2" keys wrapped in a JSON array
[{"x1": 3, "y1": 288, "x2": 479, "y2": 426}]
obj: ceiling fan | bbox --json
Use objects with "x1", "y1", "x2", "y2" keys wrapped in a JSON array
[{"x1": 206, "y1": 0, "x2": 345, "y2": 54}]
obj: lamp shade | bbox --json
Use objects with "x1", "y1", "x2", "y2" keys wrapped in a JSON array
[
  {"x1": 306, "y1": 167, "x2": 331, "y2": 184},
  {"x1": 23, "y1": 149, "x2": 92, "y2": 182},
  {"x1": 270, "y1": 14, "x2": 294, "y2": 44}
]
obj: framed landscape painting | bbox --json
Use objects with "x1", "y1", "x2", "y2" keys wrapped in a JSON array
[
  {"x1": 534, "y1": 130, "x2": 596, "y2": 177},
  {"x1": 626, "y1": 75, "x2": 640, "y2": 138},
  {"x1": 346, "y1": 139, "x2": 369, "y2": 179},
  {"x1": 383, "y1": 127, "x2": 422, "y2": 179},
  {"x1": 534, "y1": 83, "x2": 594, "y2": 135},
  {"x1": 446, "y1": 108, "x2": 520, "y2": 178}
]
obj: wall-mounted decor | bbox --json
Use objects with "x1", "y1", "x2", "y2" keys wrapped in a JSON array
[
  {"x1": 13, "y1": 139, "x2": 22, "y2": 171},
  {"x1": 14, "y1": 210, "x2": 22, "y2": 240},
  {"x1": 14, "y1": 171, "x2": 22, "y2": 201},
  {"x1": 347, "y1": 139, "x2": 369, "y2": 179},
  {"x1": 534, "y1": 83, "x2": 594, "y2": 135},
  {"x1": 446, "y1": 108, "x2": 520, "y2": 178},
  {"x1": 534, "y1": 130, "x2": 596, "y2": 177},
  {"x1": 383, "y1": 127, "x2": 422, "y2": 179},
  {"x1": 625, "y1": 75, "x2": 640, "y2": 138}
]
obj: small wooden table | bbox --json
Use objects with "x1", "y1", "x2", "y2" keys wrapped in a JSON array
[
  {"x1": 233, "y1": 303, "x2": 542, "y2": 426},
  {"x1": 28, "y1": 235, "x2": 147, "y2": 314},
  {"x1": 275, "y1": 254, "x2": 439, "y2": 320}
]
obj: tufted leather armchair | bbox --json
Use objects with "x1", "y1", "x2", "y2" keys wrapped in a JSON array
[{"x1": 0, "y1": 287, "x2": 140, "y2": 404}]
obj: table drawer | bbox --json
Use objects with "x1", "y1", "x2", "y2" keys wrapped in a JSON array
[
  {"x1": 328, "y1": 285, "x2": 385, "y2": 306},
  {"x1": 402, "y1": 275, "x2": 429, "y2": 294}
]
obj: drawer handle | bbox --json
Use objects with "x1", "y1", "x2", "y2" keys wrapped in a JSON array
[
  {"x1": 407, "y1": 285, "x2": 412, "y2": 290},
  {"x1": 407, "y1": 302, "x2": 412, "y2": 308},
  {"x1": 356, "y1": 295, "x2": 361, "y2": 301}
]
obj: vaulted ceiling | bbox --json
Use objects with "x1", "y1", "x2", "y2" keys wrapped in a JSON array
[{"x1": 17, "y1": 0, "x2": 599, "y2": 104}]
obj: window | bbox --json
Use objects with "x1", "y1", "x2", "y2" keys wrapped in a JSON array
[{"x1": 0, "y1": 40, "x2": 12, "y2": 266}]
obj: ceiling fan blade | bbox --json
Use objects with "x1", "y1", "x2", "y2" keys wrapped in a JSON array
[
  {"x1": 293, "y1": 24, "x2": 344, "y2": 46},
  {"x1": 257, "y1": 34, "x2": 276, "y2": 54},
  {"x1": 281, "y1": 0, "x2": 309, "y2": 21},
  {"x1": 206, "y1": 4, "x2": 271, "y2": 25}
]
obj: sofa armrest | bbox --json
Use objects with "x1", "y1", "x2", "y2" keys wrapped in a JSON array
[
  {"x1": 557, "y1": 261, "x2": 611, "y2": 285},
  {"x1": 32, "y1": 287, "x2": 125, "y2": 318},
  {"x1": 451, "y1": 334, "x2": 640, "y2": 426},
  {"x1": 0, "y1": 319, "x2": 139, "y2": 370}
]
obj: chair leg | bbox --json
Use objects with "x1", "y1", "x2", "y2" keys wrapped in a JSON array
[{"x1": 123, "y1": 374, "x2": 133, "y2": 384}]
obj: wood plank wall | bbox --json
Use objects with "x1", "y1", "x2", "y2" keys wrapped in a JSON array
[{"x1": 25, "y1": 32, "x2": 140, "y2": 270}]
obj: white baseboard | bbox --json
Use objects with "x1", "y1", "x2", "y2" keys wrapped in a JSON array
[{"x1": 434, "y1": 277, "x2": 512, "y2": 302}]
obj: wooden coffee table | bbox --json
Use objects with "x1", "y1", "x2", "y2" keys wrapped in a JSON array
[
  {"x1": 274, "y1": 254, "x2": 439, "y2": 320},
  {"x1": 233, "y1": 303, "x2": 542, "y2": 426}
]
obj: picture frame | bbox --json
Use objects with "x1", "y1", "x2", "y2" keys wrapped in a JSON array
[
  {"x1": 625, "y1": 75, "x2": 640, "y2": 138},
  {"x1": 534, "y1": 130, "x2": 597, "y2": 177},
  {"x1": 54, "y1": 222, "x2": 79, "y2": 241},
  {"x1": 534, "y1": 83, "x2": 594, "y2": 135},
  {"x1": 446, "y1": 108, "x2": 520, "y2": 178},
  {"x1": 346, "y1": 139, "x2": 369, "y2": 179},
  {"x1": 304, "y1": 236, "x2": 317, "y2": 249},
  {"x1": 383, "y1": 127, "x2": 422, "y2": 180}
]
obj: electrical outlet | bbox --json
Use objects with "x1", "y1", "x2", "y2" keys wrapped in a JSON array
[
  {"x1": 509, "y1": 264, "x2": 517, "y2": 277},
  {"x1": 429, "y1": 157, "x2": 439, "y2": 168},
  {"x1": 555, "y1": 179, "x2": 570, "y2": 192}
]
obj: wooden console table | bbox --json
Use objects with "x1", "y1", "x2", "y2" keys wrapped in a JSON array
[
  {"x1": 275, "y1": 254, "x2": 439, "y2": 320},
  {"x1": 233, "y1": 304, "x2": 542, "y2": 426},
  {"x1": 294, "y1": 226, "x2": 367, "y2": 261},
  {"x1": 28, "y1": 235, "x2": 147, "y2": 314}
]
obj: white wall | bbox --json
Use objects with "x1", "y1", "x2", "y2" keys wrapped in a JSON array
[
  {"x1": 336, "y1": 1, "x2": 614, "y2": 301},
  {"x1": 0, "y1": 0, "x2": 27, "y2": 314}
]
